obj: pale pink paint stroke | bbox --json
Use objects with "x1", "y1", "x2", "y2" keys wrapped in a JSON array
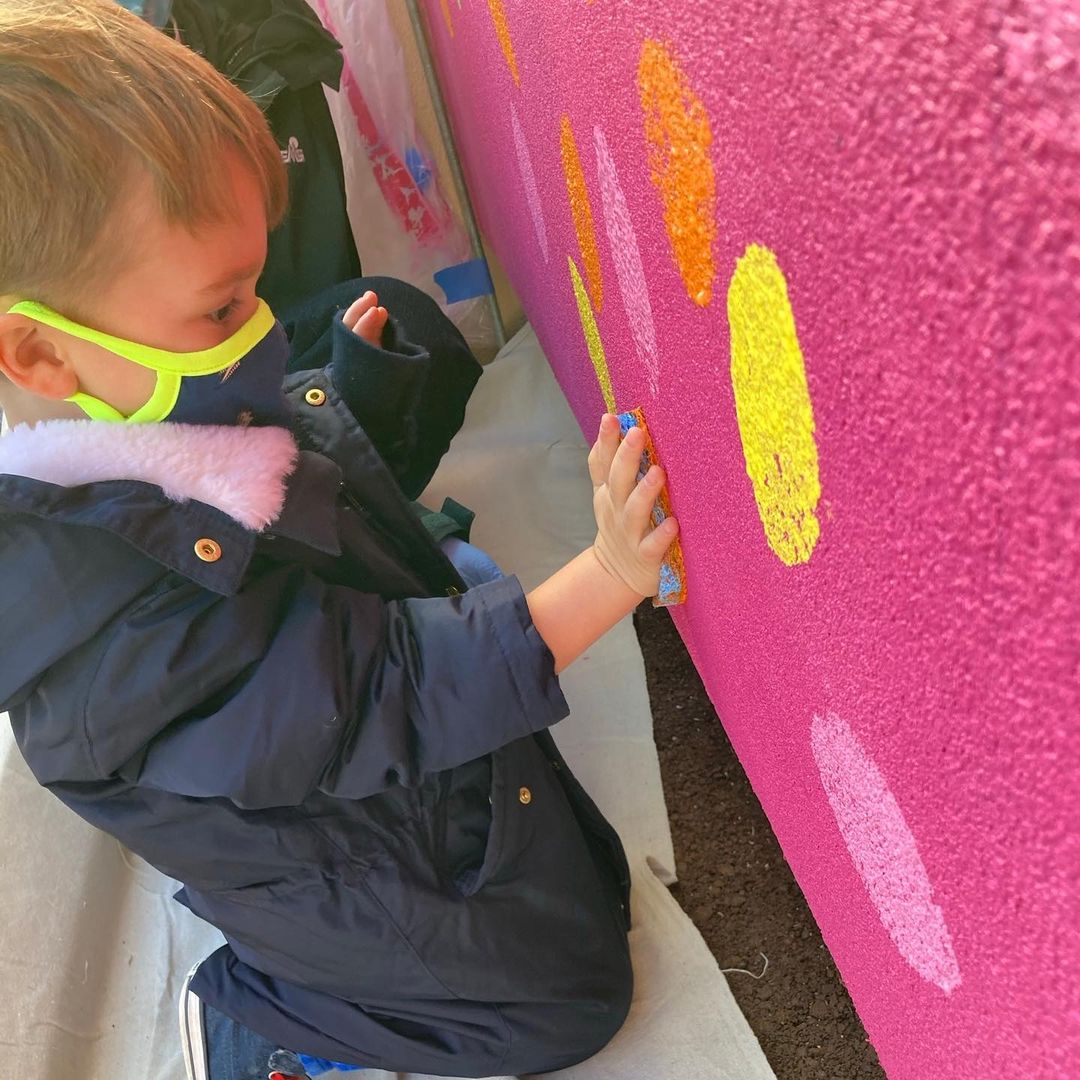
[
  {"x1": 999, "y1": 0, "x2": 1080, "y2": 146},
  {"x1": 509, "y1": 103, "x2": 549, "y2": 263},
  {"x1": 594, "y1": 126, "x2": 660, "y2": 397},
  {"x1": 1000, "y1": 0, "x2": 1079, "y2": 81},
  {"x1": 811, "y1": 711, "x2": 962, "y2": 995}
]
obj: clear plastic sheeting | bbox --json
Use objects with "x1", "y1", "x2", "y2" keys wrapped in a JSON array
[{"x1": 305, "y1": 0, "x2": 498, "y2": 358}]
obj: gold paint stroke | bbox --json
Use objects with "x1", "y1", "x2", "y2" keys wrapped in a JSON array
[
  {"x1": 569, "y1": 255, "x2": 616, "y2": 412},
  {"x1": 728, "y1": 244, "x2": 821, "y2": 565}
]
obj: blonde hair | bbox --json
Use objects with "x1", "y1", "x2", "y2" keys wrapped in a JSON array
[{"x1": 0, "y1": 0, "x2": 288, "y2": 313}]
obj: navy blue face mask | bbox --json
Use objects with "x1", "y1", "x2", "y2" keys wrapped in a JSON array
[{"x1": 4, "y1": 297, "x2": 295, "y2": 429}]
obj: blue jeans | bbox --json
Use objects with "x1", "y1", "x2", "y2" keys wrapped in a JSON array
[
  {"x1": 438, "y1": 535, "x2": 503, "y2": 588},
  {"x1": 202, "y1": 999, "x2": 362, "y2": 1077}
]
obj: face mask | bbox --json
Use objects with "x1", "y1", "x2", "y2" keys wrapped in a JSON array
[{"x1": 4, "y1": 298, "x2": 295, "y2": 428}]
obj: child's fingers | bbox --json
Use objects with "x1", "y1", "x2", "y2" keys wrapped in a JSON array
[
  {"x1": 343, "y1": 290, "x2": 378, "y2": 330},
  {"x1": 354, "y1": 305, "x2": 388, "y2": 343},
  {"x1": 607, "y1": 424, "x2": 645, "y2": 507},
  {"x1": 587, "y1": 414, "x2": 619, "y2": 489},
  {"x1": 624, "y1": 464, "x2": 665, "y2": 533},
  {"x1": 639, "y1": 514, "x2": 679, "y2": 564}
]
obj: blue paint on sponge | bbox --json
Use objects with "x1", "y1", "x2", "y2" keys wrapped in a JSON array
[{"x1": 617, "y1": 407, "x2": 687, "y2": 607}]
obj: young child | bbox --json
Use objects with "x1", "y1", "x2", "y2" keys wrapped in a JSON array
[{"x1": 0, "y1": 3, "x2": 679, "y2": 1078}]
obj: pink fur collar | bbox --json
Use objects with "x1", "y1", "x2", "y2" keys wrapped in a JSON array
[{"x1": 0, "y1": 420, "x2": 299, "y2": 530}]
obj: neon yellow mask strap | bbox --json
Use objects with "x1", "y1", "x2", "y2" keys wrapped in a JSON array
[
  {"x1": 5, "y1": 299, "x2": 275, "y2": 375},
  {"x1": 5, "y1": 299, "x2": 276, "y2": 423}
]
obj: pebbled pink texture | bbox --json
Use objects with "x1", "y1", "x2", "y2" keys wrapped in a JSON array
[{"x1": 420, "y1": 2, "x2": 1080, "y2": 1076}]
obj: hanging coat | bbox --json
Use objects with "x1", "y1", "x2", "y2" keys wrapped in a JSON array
[{"x1": 168, "y1": 0, "x2": 364, "y2": 312}]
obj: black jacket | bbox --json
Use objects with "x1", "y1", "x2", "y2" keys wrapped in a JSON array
[{"x1": 0, "y1": 278, "x2": 631, "y2": 1069}]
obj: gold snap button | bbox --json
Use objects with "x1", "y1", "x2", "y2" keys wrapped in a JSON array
[
  {"x1": 305, "y1": 387, "x2": 327, "y2": 407},
  {"x1": 519, "y1": 786, "x2": 532, "y2": 805},
  {"x1": 446, "y1": 585, "x2": 461, "y2": 596},
  {"x1": 194, "y1": 538, "x2": 222, "y2": 563}
]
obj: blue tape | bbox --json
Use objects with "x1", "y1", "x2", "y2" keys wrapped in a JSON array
[{"x1": 434, "y1": 259, "x2": 495, "y2": 304}]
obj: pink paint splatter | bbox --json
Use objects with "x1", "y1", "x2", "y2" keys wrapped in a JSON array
[
  {"x1": 811, "y1": 711, "x2": 962, "y2": 995},
  {"x1": 510, "y1": 103, "x2": 549, "y2": 263},
  {"x1": 594, "y1": 126, "x2": 660, "y2": 397}
]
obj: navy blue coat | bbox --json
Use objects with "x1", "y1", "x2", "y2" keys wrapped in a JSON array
[{"x1": 0, "y1": 279, "x2": 632, "y2": 1073}]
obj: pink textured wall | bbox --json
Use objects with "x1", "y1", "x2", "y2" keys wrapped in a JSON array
[{"x1": 419, "y1": 2, "x2": 1080, "y2": 1076}]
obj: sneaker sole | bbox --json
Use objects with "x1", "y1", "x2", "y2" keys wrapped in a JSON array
[{"x1": 179, "y1": 961, "x2": 209, "y2": 1080}]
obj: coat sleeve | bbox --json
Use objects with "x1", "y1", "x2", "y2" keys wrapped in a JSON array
[
  {"x1": 81, "y1": 564, "x2": 567, "y2": 809},
  {"x1": 284, "y1": 276, "x2": 483, "y2": 498}
]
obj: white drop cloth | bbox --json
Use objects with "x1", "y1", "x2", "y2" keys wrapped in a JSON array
[{"x1": 0, "y1": 325, "x2": 774, "y2": 1080}]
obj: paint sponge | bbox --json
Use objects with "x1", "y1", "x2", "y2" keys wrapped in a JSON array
[{"x1": 617, "y1": 408, "x2": 687, "y2": 607}]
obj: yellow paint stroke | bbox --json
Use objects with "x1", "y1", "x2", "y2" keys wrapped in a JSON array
[
  {"x1": 486, "y1": 0, "x2": 520, "y2": 85},
  {"x1": 440, "y1": 0, "x2": 454, "y2": 36},
  {"x1": 638, "y1": 39, "x2": 716, "y2": 307},
  {"x1": 561, "y1": 115, "x2": 604, "y2": 312},
  {"x1": 569, "y1": 255, "x2": 616, "y2": 412},
  {"x1": 727, "y1": 244, "x2": 821, "y2": 565}
]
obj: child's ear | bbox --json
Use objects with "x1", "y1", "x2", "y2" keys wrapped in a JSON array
[{"x1": 0, "y1": 314, "x2": 80, "y2": 400}]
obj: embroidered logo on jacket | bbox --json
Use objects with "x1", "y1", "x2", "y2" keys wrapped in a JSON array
[{"x1": 280, "y1": 137, "x2": 306, "y2": 164}]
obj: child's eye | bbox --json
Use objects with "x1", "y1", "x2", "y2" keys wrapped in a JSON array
[{"x1": 208, "y1": 299, "x2": 239, "y2": 324}]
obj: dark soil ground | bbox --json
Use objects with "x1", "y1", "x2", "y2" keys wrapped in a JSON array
[{"x1": 633, "y1": 603, "x2": 887, "y2": 1080}]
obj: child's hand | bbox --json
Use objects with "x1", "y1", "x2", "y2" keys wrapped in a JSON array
[
  {"x1": 588, "y1": 414, "x2": 679, "y2": 597},
  {"x1": 342, "y1": 290, "x2": 389, "y2": 346}
]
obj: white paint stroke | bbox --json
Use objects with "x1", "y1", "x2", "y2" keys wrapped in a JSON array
[
  {"x1": 509, "y1": 103, "x2": 549, "y2": 264},
  {"x1": 810, "y1": 711, "x2": 962, "y2": 994},
  {"x1": 594, "y1": 126, "x2": 660, "y2": 397}
]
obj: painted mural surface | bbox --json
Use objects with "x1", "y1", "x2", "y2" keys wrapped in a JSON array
[{"x1": 420, "y1": 1, "x2": 1080, "y2": 1076}]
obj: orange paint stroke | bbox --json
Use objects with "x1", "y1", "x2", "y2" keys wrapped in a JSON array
[
  {"x1": 638, "y1": 39, "x2": 717, "y2": 307},
  {"x1": 560, "y1": 115, "x2": 604, "y2": 312},
  {"x1": 439, "y1": 0, "x2": 454, "y2": 36},
  {"x1": 486, "y1": 0, "x2": 520, "y2": 85}
]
